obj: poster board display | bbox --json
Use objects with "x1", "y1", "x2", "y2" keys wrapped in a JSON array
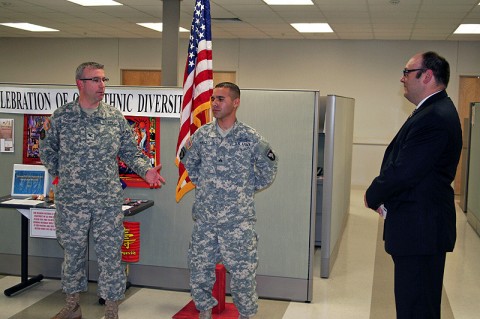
[
  {"x1": 119, "y1": 116, "x2": 160, "y2": 188},
  {"x1": 0, "y1": 118, "x2": 14, "y2": 152},
  {"x1": 23, "y1": 114, "x2": 49, "y2": 164}
]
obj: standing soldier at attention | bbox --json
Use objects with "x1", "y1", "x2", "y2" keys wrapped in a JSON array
[
  {"x1": 40, "y1": 62, "x2": 166, "y2": 319},
  {"x1": 180, "y1": 82, "x2": 278, "y2": 319}
]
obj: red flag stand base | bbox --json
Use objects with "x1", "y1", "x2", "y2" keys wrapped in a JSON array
[
  {"x1": 172, "y1": 301, "x2": 239, "y2": 319},
  {"x1": 172, "y1": 264, "x2": 239, "y2": 318}
]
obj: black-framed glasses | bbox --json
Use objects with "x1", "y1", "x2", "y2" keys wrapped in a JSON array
[
  {"x1": 80, "y1": 77, "x2": 109, "y2": 83},
  {"x1": 402, "y1": 68, "x2": 426, "y2": 77}
]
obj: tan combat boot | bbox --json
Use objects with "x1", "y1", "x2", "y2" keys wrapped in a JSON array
[
  {"x1": 51, "y1": 293, "x2": 82, "y2": 319},
  {"x1": 105, "y1": 300, "x2": 119, "y2": 319}
]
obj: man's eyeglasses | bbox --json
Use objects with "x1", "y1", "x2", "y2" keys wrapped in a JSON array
[
  {"x1": 80, "y1": 77, "x2": 109, "y2": 83},
  {"x1": 402, "y1": 68, "x2": 426, "y2": 77}
]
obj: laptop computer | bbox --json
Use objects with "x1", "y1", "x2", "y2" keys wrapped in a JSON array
[{"x1": 11, "y1": 164, "x2": 51, "y2": 198}]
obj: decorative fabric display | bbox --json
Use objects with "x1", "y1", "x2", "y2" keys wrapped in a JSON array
[{"x1": 122, "y1": 221, "x2": 140, "y2": 263}]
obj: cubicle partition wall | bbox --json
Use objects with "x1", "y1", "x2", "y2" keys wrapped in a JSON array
[
  {"x1": 91, "y1": 88, "x2": 322, "y2": 302},
  {"x1": 466, "y1": 102, "x2": 480, "y2": 236},
  {"x1": 459, "y1": 117, "x2": 471, "y2": 212},
  {"x1": 0, "y1": 86, "x2": 355, "y2": 302},
  {"x1": 319, "y1": 96, "x2": 355, "y2": 278}
]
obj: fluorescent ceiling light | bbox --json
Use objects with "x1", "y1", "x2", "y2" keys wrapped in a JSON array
[
  {"x1": 264, "y1": 0, "x2": 313, "y2": 4},
  {"x1": 291, "y1": 23, "x2": 334, "y2": 33},
  {"x1": 137, "y1": 23, "x2": 189, "y2": 33},
  {"x1": 0, "y1": 23, "x2": 58, "y2": 32},
  {"x1": 454, "y1": 24, "x2": 480, "y2": 34},
  {"x1": 67, "y1": 0, "x2": 122, "y2": 6}
]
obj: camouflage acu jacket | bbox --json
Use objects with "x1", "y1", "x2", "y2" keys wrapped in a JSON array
[
  {"x1": 40, "y1": 99, "x2": 152, "y2": 207},
  {"x1": 180, "y1": 120, "x2": 278, "y2": 225}
]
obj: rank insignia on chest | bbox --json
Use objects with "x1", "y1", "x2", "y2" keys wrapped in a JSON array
[{"x1": 87, "y1": 132, "x2": 95, "y2": 140}]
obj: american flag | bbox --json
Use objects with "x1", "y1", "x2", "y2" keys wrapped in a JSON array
[{"x1": 175, "y1": 0, "x2": 213, "y2": 202}]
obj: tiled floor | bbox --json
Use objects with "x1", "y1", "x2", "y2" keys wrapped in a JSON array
[{"x1": 1, "y1": 187, "x2": 480, "y2": 318}]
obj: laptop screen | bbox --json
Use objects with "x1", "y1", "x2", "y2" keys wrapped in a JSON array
[{"x1": 11, "y1": 164, "x2": 51, "y2": 198}]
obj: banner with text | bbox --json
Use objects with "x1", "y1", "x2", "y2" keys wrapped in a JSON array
[{"x1": 0, "y1": 84, "x2": 183, "y2": 118}]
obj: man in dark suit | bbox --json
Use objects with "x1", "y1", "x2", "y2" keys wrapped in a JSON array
[{"x1": 364, "y1": 51, "x2": 462, "y2": 319}]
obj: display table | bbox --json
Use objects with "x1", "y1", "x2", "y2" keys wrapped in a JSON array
[{"x1": 0, "y1": 195, "x2": 153, "y2": 297}]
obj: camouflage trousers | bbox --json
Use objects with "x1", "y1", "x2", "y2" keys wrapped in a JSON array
[
  {"x1": 55, "y1": 202, "x2": 126, "y2": 301},
  {"x1": 188, "y1": 220, "x2": 259, "y2": 317}
]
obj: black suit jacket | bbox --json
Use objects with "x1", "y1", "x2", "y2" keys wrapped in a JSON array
[{"x1": 366, "y1": 90, "x2": 462, "y2": 256}]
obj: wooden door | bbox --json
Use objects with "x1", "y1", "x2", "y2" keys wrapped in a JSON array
[
  {"x1": 122, "y1": 70, "x2": 162, "y2": 86},
  {"x1": 213, "y1": 71, "x2": 236, "y2": 86},
  {"x1": 121, "y1": 69, "x2": 236, "y2": 87}
]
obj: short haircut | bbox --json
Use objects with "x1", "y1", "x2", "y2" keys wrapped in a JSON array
[
  {"x1": 420, "y1": 51, "x2": 450, "y2": 87},
  {"x1": 215, "y1": 82, "x2": 240, "y2": 99},
  {"x1": 75, "y1": 62, "x2": 104, "y2": 80}
]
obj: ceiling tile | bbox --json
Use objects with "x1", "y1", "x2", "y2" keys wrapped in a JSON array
[{"x1": 0, "y1": 0, "x2": 478, "y2": 40}]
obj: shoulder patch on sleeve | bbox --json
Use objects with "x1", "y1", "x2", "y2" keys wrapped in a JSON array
[
  {"x1": 179, "y1": 147, "x2": 186, "y2": 160},
  {"x1": 40, "y1": 129, "x2": 46, "y2": 140},
  {"x1": 266, "y1": 149, "x2": 276, "y2": 161},
  {"x1": 43, "y1": 118, "x2": 51, "y2": 131},
  {"x1": 185, "y1": 136, "x2": 193, "y2": 149}
]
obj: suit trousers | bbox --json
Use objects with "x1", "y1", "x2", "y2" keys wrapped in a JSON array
[{"x1": 391, "y1": 253, "x2": 446, "y2": 319}]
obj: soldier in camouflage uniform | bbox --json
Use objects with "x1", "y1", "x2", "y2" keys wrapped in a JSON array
[
  {"x1": 40, "y1": 62, "x2": 166, "y2": 319},
  {"x1": 180, "y1": 82, "x2": 278, "y2": 319}
]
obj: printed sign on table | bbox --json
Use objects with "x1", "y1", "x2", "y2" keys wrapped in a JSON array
[{"x1": 30, "y1": 208, "x2": 56, "y2": 239}]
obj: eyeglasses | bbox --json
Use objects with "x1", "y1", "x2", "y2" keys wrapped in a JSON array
[
  {"x1": 402, "y1": 68, "x2": 426, "y2": 77},
  {"x1": 79, "y1": 77, "x2": 109, "y2": 83}
]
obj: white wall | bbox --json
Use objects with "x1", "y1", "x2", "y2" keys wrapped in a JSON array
[{"x1": 1, "y1": 38, "x2": 480, "y2": 187}]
